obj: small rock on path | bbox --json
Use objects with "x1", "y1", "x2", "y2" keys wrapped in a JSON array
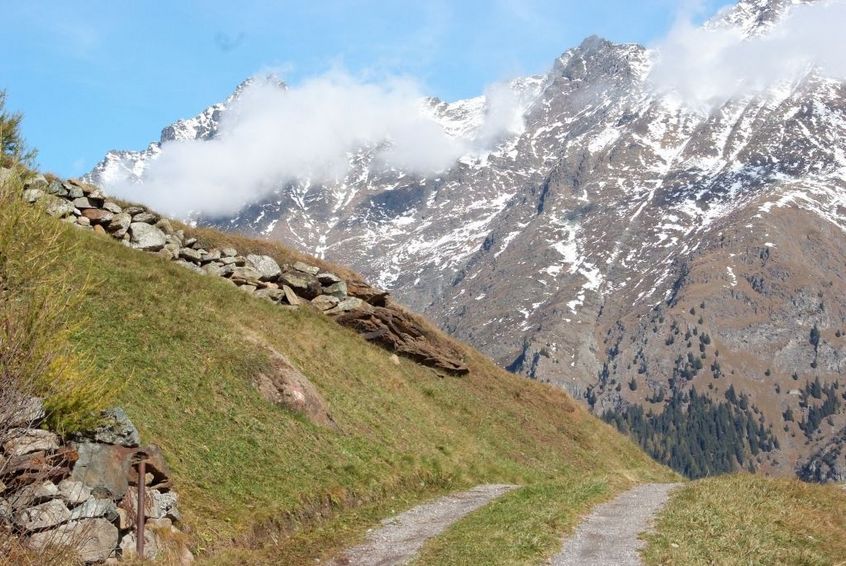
[
  {"x1": 333, "y1": 484, "x2": 516, "y2": 566},
  {"x1": 548, "y1": 482, "x2": 681, "y2": 566}
]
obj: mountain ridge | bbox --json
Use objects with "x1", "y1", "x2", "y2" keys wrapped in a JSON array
[{"x1": 86, "y1": 0, "x2": 846, "y2": 481}]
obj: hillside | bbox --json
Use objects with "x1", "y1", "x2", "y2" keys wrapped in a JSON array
[
  {"x1": 87, "y1": 0, "x2": 846, "y2": 481},
  {"x1": 1, "y1": 167, "x2": 675, "y2": 564}
]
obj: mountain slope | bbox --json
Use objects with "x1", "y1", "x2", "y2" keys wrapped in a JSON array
[
  {"x1": 3, "y1": 170, "x2": 674, "y2": 563},
  {"x1": 87, "y1": 0, "x2": 846, "y2": 481}
]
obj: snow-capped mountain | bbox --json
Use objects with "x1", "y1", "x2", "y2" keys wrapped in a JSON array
[{"x1": 87, "y1": 0, "x2": 846, "y2": 481}]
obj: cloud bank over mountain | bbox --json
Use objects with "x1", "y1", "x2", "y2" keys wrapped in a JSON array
[
  {"x1": 111, "y1": 72, "x2": 529, "y2": 217},
  {"x1": 648, "y1": 0, "x2": 846, "y2": 109}
]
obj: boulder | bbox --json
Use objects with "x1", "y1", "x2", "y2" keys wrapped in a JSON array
[
  {"x1": 155, "y1": 218, "x2": 174, "y2": 234},
  {"x1": 81, "y1": 208, "x2": 113, "y2": 225},
  {"x1": 322, "y1": 281, "x2": 348, "y2": 298},
  {"x1": 47, "y1": 180, "x2": 69, "y2": 196},
  {"x1": 102, "y1": 201, "x2": 123, "y2": 214},
  {"x1": 0, "y1": 498, "x2": 12, "y2": 523},
  {"x1": 252, "y1": 346, "x2": 336, "y2": 429},
  {"x1": 335, "y1": 306, "x2": 470, "y2": 375},
  {"x1": 3, "y1": 429, "x2": 60, "y2": 456},
  {"x1": 58, "y1": 479, "x2": 92, "y2": 506},
  {"x1": 0, "y1": 396, "x2": 45, "y2": 428},
  {"x1": 246, "y1": 254, "x2": 282, "y2": 281},
  {"x1": 221, "y1": 247, "x2": 237, "y2": 257},
  {"x1": 203, "y1": 263, "x2": 226, "y2": 277},
  {"x1": 311, "y1": 295, "x2": 339, "y2": 311},
  {"x1": 119, "y1": 528, "x2": 160, "y2": 561},
  {"x1": 28, "y1": 518, "x2": 118, "y2": 563},
  {"x1": 72, "y1": 197, "x2": 94, "y2": 209},
  {"x1": 279, "y1": 270, "x2": 321, "y2": 299},
  {"x1": 69, "y1": 498, "x2": 118, "y2": 522},
  {"x1": 71, "y1": 442, "x2": 135, "y2": 499},
  {"x1": 14, "y1": 499, "x2": 71, "y2": 531},
  {"x1": 202, "y1": 249, "x2": 221, "y2": 263},
  {"x1": 3, "y1": 447, "x2": 78, "y2": 485},
  {"x1": 123, "y1": 205, "x2": 145, "y2": 216},
  {"x1": 90, "y1": 407, "x2": 140, "y2": 447},
  {"x1": 325, "y1": 297, "x2": 368, "y2": 315},
  {"x1": 7, "y1": 481, "x2": 60, "y2": 510},
  {"x1": 107, "y1": 212, "x2": 131, "y2": 234},
  {"x1": 22, "y1": 188, "x2": 44, "y2": 203},
  {"x1": 119, "y1": 486, "x2": 174, "y2": 523},
  {"x1": 179, "y1": 247, "x2": 204, "y2": 263},
  {"x1": 128, "y1": 444, "x2": 171, "y2": 490},
  {"x1": 255, "y1": 287, "x2": 285, "y2": 302},
  {"x1": 42, "y1": 195, "x2": 75, "y2": 218},
  {"x1": 24, "y1": 174, "x2": 48, "y2": 190},
  {"x1": 282, "y1": 285, "x2": 302, "y2": 306},
  {"x1": 316, "y1": 272, "x2": 342, "y2": 285},
  {"x1": 65, "y1": 183, "x2": 84, "y2": 199},
  {"x1": 76, "y1": 216, "x2": 91, "y2": 227},
  {"x1": 230, "y1": 266, "x2": 264, "y2": 286},
  {"x1": 347, "y1": 280, "x2": 390, "y2": 307},
  {"x1": 132, "y1": 211, "x2": 159, "y2": 224},
  {"x1": 155, "y1": 490, "x2": 180, "y2": 521},
  {"x1": 129, "y1": 222, "x2": 167, "y2": 251},
  {"x1": 0, "y1": 166, "x2": 16, "y2": 185},
  {"x1": 292, "y1": 261, "x2": 320, "y2": 275},
  {"x1": 175, "y1": 260, "x2": 205, "y2": 275}
]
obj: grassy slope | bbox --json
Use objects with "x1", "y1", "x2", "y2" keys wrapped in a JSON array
[
  {"x1": 643, "y1": 475, "x2": 846, "y2": 565},
  {"x1": 44, "y1": 215, "x2": 675, "y2": 563}
]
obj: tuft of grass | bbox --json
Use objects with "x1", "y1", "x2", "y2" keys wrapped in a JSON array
[{"x1": 642, "y1": 474, "x2": 846, "y2": 566}]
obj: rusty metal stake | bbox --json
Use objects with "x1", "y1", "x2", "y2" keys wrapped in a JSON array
[{"x1": 136, "y1": 459, "x2": 146, "y2": 559}]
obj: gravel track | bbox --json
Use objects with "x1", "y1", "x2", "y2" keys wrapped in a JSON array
[
  {"x1": 331, "y1": 484, "x2": 517, "y2": 566},
  {"x1": 548, "y1": 483, "x2": 681, "y2": 566}
]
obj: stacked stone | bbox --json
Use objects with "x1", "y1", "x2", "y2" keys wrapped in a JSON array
[
  {"x1": 21, "y1": 175, "x2": 373, "y2": 315},
  {"x1": 0, "y1": 401, "x2": 189, "y2": 563}
]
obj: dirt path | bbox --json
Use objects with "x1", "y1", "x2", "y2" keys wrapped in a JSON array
[
  {"x1": 548, "y1": 483, "x2": 681, "y2": 566},
  {"x1": 332, "y1": 484, "x2": 517, "y2": 566}
]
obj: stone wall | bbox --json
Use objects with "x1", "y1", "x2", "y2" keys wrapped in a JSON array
[
  {"x1": 0, "y1": 401, "x2": 190, "y2": 563},
  {"x1": 19, "y1": 172, "x2": 468, "y2": 375}
]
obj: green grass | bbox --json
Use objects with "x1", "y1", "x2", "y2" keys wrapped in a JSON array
[
  {"x1": 643, "y1": 474, "x2": 846, "y2": 565},
  {"x1": 8, "y1": 187, "x2": 675, "y2": 562},
  {"x1": 66, "y1": 223, "x2": 674, "y2": 562}
]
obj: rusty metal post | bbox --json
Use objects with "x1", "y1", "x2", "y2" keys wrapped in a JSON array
[{"x1": 136, "y1": 459, "x2": 146, "y2": 559}]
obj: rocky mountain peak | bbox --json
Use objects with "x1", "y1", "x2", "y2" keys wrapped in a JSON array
[
  {"x1": 86, "y1": 0, "x2": 846, "y2": 481},
  {"x1": 707, "y1": 0, "x2": 820, "y2": 35}
]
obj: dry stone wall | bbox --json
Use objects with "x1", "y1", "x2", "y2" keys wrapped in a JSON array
[
  {"x1": 18, "y1": 172, "x2": 468, "y2": 375},
  {"x1": 0, "y1": 401, "x2": 190, "y2": 563}
]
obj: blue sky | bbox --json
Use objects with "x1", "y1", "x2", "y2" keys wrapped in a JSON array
[{"x1": 2, "y1": 0, "x2": 732, "y2": 177}]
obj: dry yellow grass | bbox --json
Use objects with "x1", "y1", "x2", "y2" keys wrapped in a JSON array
[{"x1": 643, "y1": 474, "x2": 846, "y2": 565}]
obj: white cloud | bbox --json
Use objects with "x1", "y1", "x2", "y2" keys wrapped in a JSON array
[
  {"x1": 111, "y1": 71, "x2": 528, "y2": 217},
  {"x1": 647, "y1": 0, "x2": 846, "y2": 109}
]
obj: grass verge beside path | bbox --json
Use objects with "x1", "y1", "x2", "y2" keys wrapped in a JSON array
[{"x1": 642, "y1": 474, "x2": 846, "y2": 566}]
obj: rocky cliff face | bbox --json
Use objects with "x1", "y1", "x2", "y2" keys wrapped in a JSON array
[{"x1": 87, "y1": 0, "x2": 846, "y2": 480}]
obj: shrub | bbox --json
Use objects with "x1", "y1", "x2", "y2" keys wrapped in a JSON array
[
  {"x1": 0, "y1": 90, "x2": 36, "y2": 167},
  {"x1": 0, "y1": 170, "x2": 111, "y2": 432}
]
